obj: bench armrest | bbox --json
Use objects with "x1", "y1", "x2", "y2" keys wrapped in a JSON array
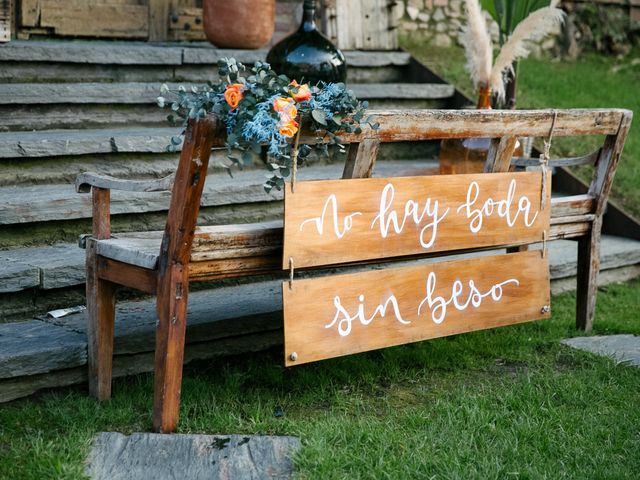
[{"x1": 75, "y1": 172, "x2": 175, "y2": 193}]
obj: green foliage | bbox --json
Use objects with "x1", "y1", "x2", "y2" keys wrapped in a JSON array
[
  {"x1": 573, "y1": 4, "x2": 639, "y2": 55},
  {"x1": 480, "y1": 0, "x2": 553, "y2": 42},
  {"x1": 156, "y1": 58, "x2": 375, "y2": 192}
]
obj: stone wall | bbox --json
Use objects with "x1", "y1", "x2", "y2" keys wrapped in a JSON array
[
  {"x1": 395, "y1": 0, "x2": 637, "y2": 54},
  {"x1": 398, "y1": 0, "x2": 478, "y2": 48}
]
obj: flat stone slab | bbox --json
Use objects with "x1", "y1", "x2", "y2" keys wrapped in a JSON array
[
  {"x1": 0, "y1": 244, "x2": 86, "y2": 289},
  {"x1": 0, "y1": 257, "x2": 40, "y2": 293},
  {"x1": 561, "y1": 335, "x2": 640, "y2": 366},
  {"x1": 85, "y1": 432, "x2": 300, "y2": 480},
  {"x1": 0, "y1": 319, "x2": 86, "y2": 379}
]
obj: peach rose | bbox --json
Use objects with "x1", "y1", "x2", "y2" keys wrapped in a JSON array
[
  {"x1": 224, "y1": 83, "x2": 244, "y2": 110},
  {"x1": 273, "y1": 97, "x2": 297, "y2": 119},
  {"x1": 279, "y1": 118, "x2": 299, "y2": 138},
  {"x1": 291, "y1": 83, "x2": 311, "y2": 102}
]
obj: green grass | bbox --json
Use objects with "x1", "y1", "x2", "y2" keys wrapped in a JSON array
[
  {"x1": 401, "y1": 39, "x2": 640, "y2": 218},
  {"x1": 1, "y1": 280, "x2": 640, "y2": 479}
]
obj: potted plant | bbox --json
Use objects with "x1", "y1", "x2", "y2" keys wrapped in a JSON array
[{"x1": 439, "y1": 0, "x2": 565, "y2": 174}]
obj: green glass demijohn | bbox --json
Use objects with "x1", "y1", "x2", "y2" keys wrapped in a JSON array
[{"x1": 266, "y1": 0, "x2": 347, "y2": 85}]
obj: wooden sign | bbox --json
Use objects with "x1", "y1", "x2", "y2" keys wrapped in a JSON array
[
  {"x1": 283, "y1": 250, "x2": 550, "y2": 366},
  {"x1": 283, "y1": 172, "x2": 550, "y2": 269}
]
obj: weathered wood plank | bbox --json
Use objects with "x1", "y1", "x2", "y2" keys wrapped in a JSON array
[
  {"x1": 77, "y1": 172, "x2": 175, "y2": 193},
  {"x1": 342, "y1": 139, "x2": 380, "y2": 179},
  {"x1": 97, "y1": 257, "x2": 157, "y2": 294},
  {"x1": 283, "y1": 250, "x2": 551, "y2": 366},
  {"x1": 354, "y1": 109, "x2": 630, "y2": 141},
  {"x1": 39, "y1": 0, "x2": 148, "y2": 38},
  {"x1": 0, "y1": 0, "x2": 11, "y2": 42},
  {"x1": 484, "y1": 136, "x2": 517, "y2": 173},
  {"x1": 550, "y1": 194, "x2": 595, "y2": 217},
  {"x1": 86, "y1": 237, "x2": 117, "y2": 400},
  {"x1": 511, "y1": 150, "x2": 600, "y2": 168},
  {"x1": 148, "y1": 0, "x2": 169, "y2": 41},
  {"x1": 283, "y1": 172, "x2": 551, "y2": 269},
  {"x1": 153, "y1": 116, "x2": 218, "y2": 432}
]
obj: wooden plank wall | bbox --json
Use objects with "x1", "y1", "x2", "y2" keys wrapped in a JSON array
[
  {"x1": 322, "y1": 0, "x2": 399, "y2": 50},
  {"x1": 0, "y1": 0, "x2": 11, "y2": 42},
  {"x1": 19, "y1": 0, "x2": 149, "y2": 39}
]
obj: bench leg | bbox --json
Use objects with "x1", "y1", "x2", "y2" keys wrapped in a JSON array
[
  {"x1": 576, "y1": 224, "x2": 601, "y2": 332},
  {"x1": 86, "y1": 240, "x2": 117, "y2": 400},
  {"x1": 153, "y1": 265, "x2": 189, "y2": 433}
]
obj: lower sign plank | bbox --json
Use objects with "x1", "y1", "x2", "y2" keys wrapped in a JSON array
[{"x1": 283, "y1": 250, "x2": 550, "y2": 366}]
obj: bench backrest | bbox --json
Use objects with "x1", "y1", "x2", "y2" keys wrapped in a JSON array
[{"x1": 164, "y1": 108, "x2": 631, "y2": 275}]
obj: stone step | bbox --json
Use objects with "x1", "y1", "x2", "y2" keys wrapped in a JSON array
[
  {"x1": 1, "y1": 236, "x2": 640, "y2": 401},
  {"x1": 0, "y1": 40, "x2": 414, "y2": 84},
  {"x1": 0, "y1": 160, "x2": 434, "y2": 224},
  {"x1": 0, "y1": 82, "x2": 454, "y2": 132},
  {"x1": 0, "y1": 82, "x2": 454, "y2": 105}
]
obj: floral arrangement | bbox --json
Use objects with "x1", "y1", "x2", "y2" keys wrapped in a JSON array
[
  {"x1": 462, "y1": 0, "x2": 565, "y2": 102},
  {"x1": 157, "y1": 58, "x2": 377, "y2": 192}
]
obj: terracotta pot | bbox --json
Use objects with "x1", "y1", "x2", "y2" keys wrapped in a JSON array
[{"x1": 203, "y1": 0, "x2": 275, "y2": 49}]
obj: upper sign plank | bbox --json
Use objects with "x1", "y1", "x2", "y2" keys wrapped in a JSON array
[{"x1": 283, "y1": 172, "x2": 551, "y2": 269}]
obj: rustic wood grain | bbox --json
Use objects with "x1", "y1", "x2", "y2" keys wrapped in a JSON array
[
  {"x1": 576, "y1": 110, "x2": 633, "y2": 331},
  {"x1": 35, "y1": 0, "x2": 149, "y2": 38},
  {"x1": 149, "y1": 0, "x2": 169, "y2": 41},
  {"x1": 484, "y1": 136, "x2": 517, "y2": 173},
  {"x1": 153, "y1": 115, "x2": 218, "y2": 433},
  {"x1": 342, "y1": 139, "x2": 380, "y2": 179},
  {"x1": 511, "y1": 150, "x2": 600, "y2": 168},
  {"x1": 86, "y1": 238, "x2": 116, "y2": 400},
  {"x1": 316, "y1": 109, "x2": 630, "y2": 144},
  {"x1": 77, "y1": 172, "x2": 175, "y2": 194},
  {"x1": 283, "y1": 250, "x2": 551, "y2": 366},
  {"x1": 97, "y1": 257, "x2": 157, "y2": 294},
  {"x1": 92, "y1": 187, "x2": 111, "y2": 240},
  {"x1": 283, "y1": 172, "x2": 551, "y2": 269}
]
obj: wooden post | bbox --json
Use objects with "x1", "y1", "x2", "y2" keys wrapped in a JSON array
[
  {"x1": 484, "y1": 136, "x2": 517, "y2": 173},
  {"x1": 0, "y1": 0, "x2": 12, "y2": 42},
  {"x1": 576, "y1": 112, "x2": 633, "y2": 331},
  {"x1": 153, "y1": 116, "x2": 218, "y2": 433},
  {"x1": 87, "y1": 187, "x2": 116, "y2": 400},
  {"x1": 149, "y1": 0, "x2": 170, "y2": 41},
  {"x1": 342, "y1": 139, "x2": 380, "y2": 179}
]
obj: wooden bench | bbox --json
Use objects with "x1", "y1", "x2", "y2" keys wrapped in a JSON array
[{"x1": 76, "y1": 108, "x2": 632, "y2": 432}]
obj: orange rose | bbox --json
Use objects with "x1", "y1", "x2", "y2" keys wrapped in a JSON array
[
  {"x1": 292, "y1": 83, "x2": 311, "y2": 102},
  {"x1": 224, "y1": 83, "x2": 244, "y2": 110},
  {"x1": 273, "y1": 97, "x2": 297, "y2": 119},
  {"x1": 279, "y1": 118, "x2": 299, "y2": 138}
]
